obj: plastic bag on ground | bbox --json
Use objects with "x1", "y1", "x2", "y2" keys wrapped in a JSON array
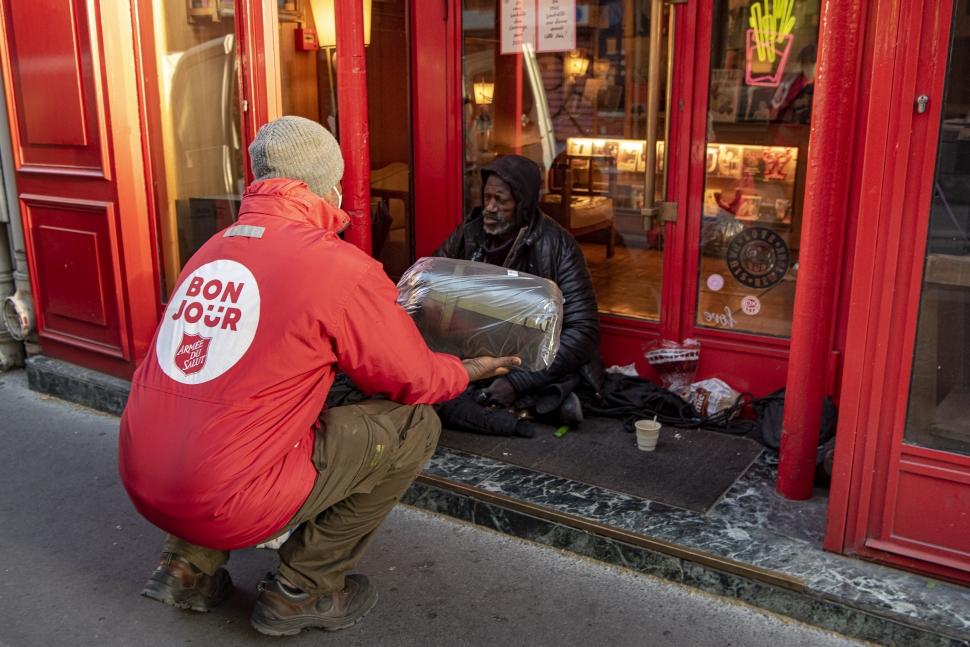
[
  {"x1": 644, "y1": 338, "x2": 700, "y2": 397},
  {"x1": 396, "y1": 257, "x2": 563, "y2": 371},
  {"x1": 686, "y1": 377, "x2": 741, "y2": 418}
]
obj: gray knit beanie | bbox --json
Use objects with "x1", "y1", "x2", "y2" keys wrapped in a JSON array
[{"x1": 249, "y1": 116, "x2": 344, "y2": 198}]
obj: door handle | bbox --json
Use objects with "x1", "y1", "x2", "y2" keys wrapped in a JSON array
[{"x1": 642, "y1": 0, "x2": 683, "y2": 229}]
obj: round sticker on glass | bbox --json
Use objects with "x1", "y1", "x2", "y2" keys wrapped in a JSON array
[
  {"x1": 740, "y1": 295, "x2": 761, "y2": 316},
  {"x1": 155, "y1": 260, "x2": 261, "y2": 384},
  {"x1": 706, "y1": 274, "x2": 725, "y2": 292}
]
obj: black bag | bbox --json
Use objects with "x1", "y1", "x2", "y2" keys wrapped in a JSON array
[{"x1": 751, "y1": 388, "x2": 837, "y2": 465}]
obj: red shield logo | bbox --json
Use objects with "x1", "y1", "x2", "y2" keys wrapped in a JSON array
[{"x1": 174, "y1": 332, "x2": 211, "y2": 376}]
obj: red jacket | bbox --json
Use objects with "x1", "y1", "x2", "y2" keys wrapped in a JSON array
[{"x1": 119, "y1": 179, "x2": 467, "y2": 550}]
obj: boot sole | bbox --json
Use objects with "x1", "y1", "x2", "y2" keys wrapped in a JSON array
[
  {"x1": 249, "y1": 588, "x2": 378, "y2": 636},
  {"x1": 141, "y1": 570, "x2": 232, "y2": 613}
]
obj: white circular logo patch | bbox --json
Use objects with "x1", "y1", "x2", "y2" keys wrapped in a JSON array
[
  {"x1": 740, "y1": 295, "x2": 762, "y2": 316},
  {"x1": 155, "y1": 260, "x2": 260, "y2": 384}
]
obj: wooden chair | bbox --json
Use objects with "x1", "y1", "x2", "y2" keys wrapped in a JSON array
[{"x1": 539, "y1": 153, "x2": 616, "y2": 258}]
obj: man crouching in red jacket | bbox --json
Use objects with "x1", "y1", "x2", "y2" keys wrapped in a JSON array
[{"x1": 118, "y1": 116, "x2": 518, "y2": 636}]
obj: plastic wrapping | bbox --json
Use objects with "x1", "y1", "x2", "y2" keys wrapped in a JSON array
[
  {"x1": 396, "y1": 257, "x2": 563, "y2": 371},
  {"x1": 644, "y1": 338, "x2": 701, "y2": 397},
  {"x1": 686, "y1": 377, "x2": 741, "y2": 418}
]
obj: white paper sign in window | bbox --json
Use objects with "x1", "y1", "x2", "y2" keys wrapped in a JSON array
[
  {"x1": 500, "y1": 0, "x2": 536, "y2": 54},
  {"x1": 537, "y1": 0, "x2": 575, "y2": 53}
]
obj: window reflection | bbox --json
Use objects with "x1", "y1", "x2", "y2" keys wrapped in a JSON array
[
  {"x1": 696, "y1": 0, "x2": 819, "y2": 338},
  {"x1": 146, "y1": 2, "x2": 243, "y2": 299}
]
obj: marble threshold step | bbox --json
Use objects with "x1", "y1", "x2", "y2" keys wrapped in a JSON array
[{"x1": 24, "y1": 355, "x2": 970, "y2": 647}]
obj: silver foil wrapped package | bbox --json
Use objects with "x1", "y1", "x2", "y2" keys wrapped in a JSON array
[{"x1": 396, "y1": 258, "x2": 563, "y2": 371}]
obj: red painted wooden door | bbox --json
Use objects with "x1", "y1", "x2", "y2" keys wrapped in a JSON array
[
  {"x1": 0, "y1": 0, "x2": 157, "y2": 378},
  {"x1": 828, "y1": 0, "x2": 970, "y2": 583}
]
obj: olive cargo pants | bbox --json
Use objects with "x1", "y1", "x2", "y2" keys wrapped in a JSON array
[{"x1": 162, "y1": 399, "x2": 441, "y2": 594}]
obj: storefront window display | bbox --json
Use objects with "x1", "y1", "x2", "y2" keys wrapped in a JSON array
[
  {"x1": 462, "y1": 0, "x2": 667, "y2": 321},
  {"x1": 696, "y1": 0, "x2": 819, "y2": 337},
  {"x1": 143, "y1": 1, "x2": 244, "y2": 299},
  {"x1": 905, "y1": 1, "x2": 970, "y2": 457}
]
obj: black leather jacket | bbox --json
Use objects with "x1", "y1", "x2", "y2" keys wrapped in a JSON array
[{"x1": 434, "y1": 155, "x2": 601, "y2": 395}]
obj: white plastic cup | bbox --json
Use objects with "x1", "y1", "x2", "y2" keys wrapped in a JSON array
[{"x1": 635, "y1": 419, "x2": 662, "y2": 452}]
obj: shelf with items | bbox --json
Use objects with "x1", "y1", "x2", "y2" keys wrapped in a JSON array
[
  {"x1": 702, "y1": 143, "x2": 799, "y2": 226},
  {"x1": 564, "y1": 137, "x2": 664, "y2": 213},
  {"x1": 562, "y1": 137, "x2": 799, "y2": 224}
]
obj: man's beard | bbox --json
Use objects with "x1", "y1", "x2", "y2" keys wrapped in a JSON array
[{"x1": 483, "y1": 215, "x2": 517, "y2": 237}]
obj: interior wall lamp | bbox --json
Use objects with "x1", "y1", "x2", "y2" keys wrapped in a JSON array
[
  {"x1": 309, "y1": 0, "x2": 373, "y2": 123},
  {"x1": 308, "y1": 0, "x2": 373, "y2": 48},
  {"x1": 473, "y1": 81, "x2": 494, "y2": 106},
  {"x1": 564, "y1": 49, "x2": 590, "y2": 80}
]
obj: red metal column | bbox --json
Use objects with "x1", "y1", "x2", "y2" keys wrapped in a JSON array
[
  {"x1": 334, "y1": 0, "x2": 372, "y2": 253},
  {"x1": 777, "y1": 0, "x2": 865, "y2": 499}
]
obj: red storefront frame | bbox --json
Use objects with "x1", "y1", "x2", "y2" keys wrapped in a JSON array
[
  {"x1": 825, "y1": 0, "x2": 970, "y2": 584},
  {"x1": 408, "y1": 1, "x2": 836, "y2": 398},
  {"x1": 3, "y1": 0, "x2": 967, "y2": 581}
]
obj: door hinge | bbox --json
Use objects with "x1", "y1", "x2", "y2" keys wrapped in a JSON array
[
  {"x1": 641, "y1": 201, "x2": 678, "y2": 229},
  {"x1": 660, "y1": 201, "x2": 678, "y2": 222}
]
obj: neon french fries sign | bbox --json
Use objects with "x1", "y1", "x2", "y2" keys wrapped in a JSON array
[{"x1": 745, "y1": 0, "x2": 796, "y2": 87}]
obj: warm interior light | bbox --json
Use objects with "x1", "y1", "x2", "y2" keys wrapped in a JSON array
[
  {"x1": 473, "y1": 81, "x2": 494, "y2": 105},
  {"x1": 308, "y1": 0, "x2": 372, "y2": 48},
  {"x1": 564, "y1": 50, "x2": 590, "y2": 79}
]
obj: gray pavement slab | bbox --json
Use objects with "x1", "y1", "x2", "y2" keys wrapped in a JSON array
[{"x1": 0, "y1": 370, "x2": 866, "y2": 647}]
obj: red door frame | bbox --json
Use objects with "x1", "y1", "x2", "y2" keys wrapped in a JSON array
[
  {"x1": 411, "y1": 0, "x2": 843, "y2": 397},
  {"x1": 825, "y1": 0, "x2": 970, "y2": 584},
  {"x1": 410, "y1": 2, "x2": 464, "y2": 258}
]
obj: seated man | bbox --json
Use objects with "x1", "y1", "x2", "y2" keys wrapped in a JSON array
[
  {"x1": 434, "y1": 155, "x2": 602, "y2": 436},
  {"x1": 119, "y1": 116, "x2": 518, "y2": 636}
]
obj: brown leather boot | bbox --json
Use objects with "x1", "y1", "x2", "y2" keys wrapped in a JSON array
[
  {"x1": 141, "y1": 552, "x2": 233, "y2": 612},
  {"x1": 249, "y1": 574, "x2": 377, "y2": 636}
]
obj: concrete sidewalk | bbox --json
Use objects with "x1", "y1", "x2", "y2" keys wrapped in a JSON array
[{"x1": 0, "y1": 370, "x2": 864, "y2": 647}]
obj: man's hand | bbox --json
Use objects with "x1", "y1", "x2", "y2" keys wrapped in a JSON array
[
  {"x1": 462, "y1": 356, "x2": 521, "y2": 383},
  {"x1": 479, "y1": 376, "x2": 517, "y2": 407}
]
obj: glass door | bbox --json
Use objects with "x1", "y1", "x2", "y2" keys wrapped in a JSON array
[
  {"x1": 461, "y1": 0, "x2": 667, "y2": 321},
  {"x1": 904, "y1": 0, "x2": 970, "y2": 457},
  {"x1": 139, "y1": 0, "x2": 245, "y2": 300},
  {"x1": 693, "y1": 0, "x2": 820, "y2": 338},
  {"x1": 838, "y1": 0, "x2": 970, "y2": 582},
  {"x1": 457, "y1": 1, "x2": 823, "y2": 350}
]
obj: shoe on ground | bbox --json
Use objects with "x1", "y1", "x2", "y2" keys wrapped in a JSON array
[
  {"x1": 560, "y1": 392, "x2": 584, "y2": 427},
  {"x1": 250, "y1": 573, "x2": 378, "y2": 636},
  {"x1": 141, "y1": 552, "x2": 233, "y2": 612}
]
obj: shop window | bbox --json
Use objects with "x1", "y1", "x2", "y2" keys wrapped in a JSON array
[
  {"x1": 281, "y1": 0, "x2": 413, "y2": 279},
  {"x1": 696, "y1": 0, "x2": 820, "y2": 338},
  {"x1": 905, "y1": 0, "x2": 970, "y2": 456},
  {"x1": 462, "y1": 0, "x2": 665, "y2": 321},
  {"x1": 143, "y1": 1, "x2": 244, "y2": 299}
]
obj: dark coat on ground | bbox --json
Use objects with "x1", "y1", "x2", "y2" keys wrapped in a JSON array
[{"x1": 434, "y1": 155, "x2": 601, "y2": 396}]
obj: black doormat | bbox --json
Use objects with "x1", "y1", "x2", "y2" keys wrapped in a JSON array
[{"x1": 439, "y1": 417, "x2": 763, "y2": 513}]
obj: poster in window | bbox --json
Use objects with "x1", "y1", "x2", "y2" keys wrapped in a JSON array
[
  {"x1": 710, "y1": 69, "x2": 741, "y2": 123},
  {"x1": 537, "y1": 0, "x2": 576, "y2": 53},
  {"x1": 501, "y1": 0, "x2": 537, "y2": 54}
]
